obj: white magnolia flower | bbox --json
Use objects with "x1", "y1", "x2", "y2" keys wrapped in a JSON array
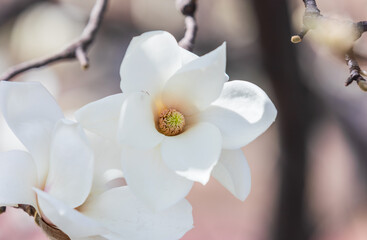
[
  {"x1": 76, "y1": 31, "x2": 277, "y2": 211},
  {"x1": 0, "y1": 81, "x2": 193, "y2": 240}
]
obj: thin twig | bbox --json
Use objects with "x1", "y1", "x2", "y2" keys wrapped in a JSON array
[
  {"x1": 345, "y1": 51, "x2": 367, "y2": 91},
  {"x1": 292, "y1": 0, "x2": 367, "y2": 91},
  {"x1": 0, "y1": 0, "x2": 109, "y2": 81},
  {"x1": 291, "y1": 0, "x2": 321, "y2": 43},
  {"x1": 303, "y1": 0, "x2": 320, "y2": 15},
  {"x1": 176, "y1": 0, "x2": 198, "y2": 52}
]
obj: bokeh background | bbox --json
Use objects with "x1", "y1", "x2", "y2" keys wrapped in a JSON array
[{"x1": 1, "y1": 0, "x2": 367, "y2": 239}]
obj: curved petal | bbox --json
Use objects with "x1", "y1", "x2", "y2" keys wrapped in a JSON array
[
  {"x1": 120, "y1": 31, "x2": 182, "y2": 97},
  {"x1": 82, "y1": 186, "x2": 193, "y2": 240},
  {"x1": 88, "y1": 133, "x2": 124, "y2": 197},
  {"x1": 179, "y1": 47, "x2": 198, "y2": 65},
  {"x1": 118, "y1": 91, "x2": 164, "y2": 150},
  {"x1": 198, "y1": 80, "x2": 277, "y2": 149},
  {"x1": 35, "y1": 189, "x2": 109, "y2": 239},
  {"x1": 121, "y1": 146, "x2": 193, "y2": 211},
  {"x1": 162, "y1": 43, "x2": 227, "y2": 115},
  {"x1": 0, "y1": 151, "x2": 37, "y2": 206},
  {"x1": 75, "y1": 93, "x2": 125, "y2": 141},
  {"x1": 212, "y1": 149, "x2": 251, "y2": 201},
  {"x1": 0, "y1": 81, "x2": 64, "y2": 183},
  {"x1": 161, "y1": 122, "x2": 222, "y2": 185},
  {"x1": 45, "y1": 119, "x2": 93, "y2": 209}
]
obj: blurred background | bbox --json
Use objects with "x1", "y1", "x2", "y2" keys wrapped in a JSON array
[{"x1": 1, "y1": 0, "x2": 367, "y2": 239}]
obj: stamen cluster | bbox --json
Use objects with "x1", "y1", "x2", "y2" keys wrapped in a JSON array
[{"x1": 158, "y1": 108, "x2": 185, "y2": 136}]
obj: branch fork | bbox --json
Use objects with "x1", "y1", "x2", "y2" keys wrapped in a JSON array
[{"x1": 292, "y1": 0, "x2": 367, "y2": 91}]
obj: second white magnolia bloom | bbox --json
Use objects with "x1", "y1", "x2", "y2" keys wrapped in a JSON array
[
  {"x1": 0, "y1": 81, "x2": 193, "y2": 240},
  {"x1": 76, "y1": 31, "x2": 277, "y2": 211}
]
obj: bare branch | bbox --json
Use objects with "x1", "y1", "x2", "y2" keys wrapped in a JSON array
[
  {"x1": 292, "y1": 0, "x2": 367, "y2": 91},
  {"x1": 0, "y1": 0, "x2": 109, "y2": 81},
  {"x1": 176, "y1": 0, "x2": 198, "y2": 52},
  {"x1": 291, "y1": 0, "x2": 321, "y2": 43},
  {"x1": 303, "y1": 0, "x2": 320, "y2": 15},
  {"x1": 345, "y1": 51, "x2": 367, "y2": 91}
]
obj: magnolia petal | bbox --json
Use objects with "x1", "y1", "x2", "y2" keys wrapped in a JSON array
[
  {"x1": 162, "y1": 43, "x2": 227, "y2": 115},
  {"x1": 88, "y1": 133, "x2": 124, "y2": 197},
  {"x1": 0, "y1": 151, "x2": 37, "y2": 206},
  {"x1": 75, "y1": 94, "x2": 125, "y2": 141},
  {"x1": 161, "y1": 122, "x2": 222, "y2": 185},
  {"x1": 82, "y1": 186, "x2": 193, "y2": 240},
  {"x1": 199, "y1": 80, "x2": 277, "y2": 149},
  {"x1": 35, "y1": 189, "x2": 109, "y2": 239},
  {"x1": 45, "y1": 119, "x2": 93, "y2": 209},
  {"x1": 179, "y1": 47, "x2": 198, "y2": 65},
  {"x1": 120, "y1": 31, "x2": 182, "y2": 97},
  {"x1": 0, "y1": 81, "x2": 64, "y2": 184},
  {"x1": 121, "y1": 146, "x2": 193, "y2": 211},
  {"x1": 212, "y1": 149, "x2": 251, "y2": 201},
  {"x1": 118, "y1": 91, "x2": 164, "y2": 149}
]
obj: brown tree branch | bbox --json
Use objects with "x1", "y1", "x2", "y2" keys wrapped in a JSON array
[
  {"x1": 303, "y1": 0, "x2": 320, "y2": 15},
  {"x1": 0, "y1": 0, "x2": 109, "y2": 81},
  {"x1": 291, "y1": 0, "x2": 367, "y2": 91},
  {"x1": 176, "y1": 0, "x2": 198, "y2": 52},
  {"x1": 345, "y1": 51, "x2": 367, "y2": 91}
]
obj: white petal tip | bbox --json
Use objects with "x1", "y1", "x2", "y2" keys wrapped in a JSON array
[
  {"x1": 199, "y1": 179, "x2": 210, "y2": 186},
  {"x1": 197, "y1": 175, "x2": 211, "y2": 186},
  {"x1": 214, "y1": 42, "x2": 226, "y2": 55}
]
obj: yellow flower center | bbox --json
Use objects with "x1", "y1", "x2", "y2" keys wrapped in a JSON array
[{"x1": 158, "y1": 108, "x2": 185, "y2": 136}]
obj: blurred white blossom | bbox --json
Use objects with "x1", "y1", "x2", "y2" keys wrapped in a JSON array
[
  {"x1": 76, "y1": 31, "x2": 277, "y2": 211},
  {"x1": 308, "y1": 17, "x2": 360, "y2": 53}
]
